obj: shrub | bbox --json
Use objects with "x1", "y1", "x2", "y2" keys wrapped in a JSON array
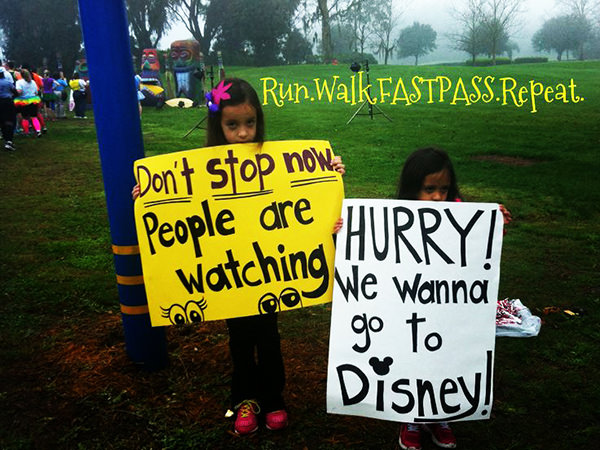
[
  {"x1": 513, "y1": 57, "x2": 549, "y2": 64},
  {"x1": 465, "y1": 57, "x2": 512, "y2": 66}
]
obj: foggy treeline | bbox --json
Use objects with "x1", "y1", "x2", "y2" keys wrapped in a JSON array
[{"x1": 0, "y1": 0, "x2": 598, "y2": 74}]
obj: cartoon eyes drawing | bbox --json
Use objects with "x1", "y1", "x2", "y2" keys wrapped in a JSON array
[
  {"x1": 258, "y1": 288, "x2": 302, "y2": 314},
  {"x1": 280, "y1": 288, "x2": 301, "y2": 308},
  {"x1": 258, "y1": 293, "x2": 279, "y2": 314},
  {"x1": 161, "y1": 299, "x2": 207, "y2": 325}
]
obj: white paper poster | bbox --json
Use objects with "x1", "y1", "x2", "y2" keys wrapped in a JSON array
[{"x1": 327, "y1": 199, "x2": 503, "y2": 423}]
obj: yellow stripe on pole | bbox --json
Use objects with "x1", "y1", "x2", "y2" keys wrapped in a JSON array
[
  {"x1": 120, "y1": 304, "x2": 150, "y2": 315},
  {"x1": 116, "y1": 274, "x2": 144, "y2": 285},
  {"x1": 112, "y1": 244, "x2": 140, "y2": 255}
]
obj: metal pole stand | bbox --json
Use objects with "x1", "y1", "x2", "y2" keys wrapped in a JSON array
[
  {"x1": 183, "y1": 111, "x2": 207, "y2": 139},
  {"x1": 183, "y1": 66, "x2": 216, "y2": 139},
  {"x1": 346, "y1": 99, "x2": 392, "y2": 124},
  {"x1": 346, "y1": 60, "x2": 392, "y2": 125}
]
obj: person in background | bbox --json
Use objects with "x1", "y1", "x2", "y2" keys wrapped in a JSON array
[
  {"x1": 22, "y1": 64, "x2": 47, "y2": 133},
  {"x1": 69, "y1": 72, "x2": 88, "y2": 119},
  {"x1": 135, "y1": 73, "x2": 144, "y2": 116},
  {"x1": 41, "y1": 70, "x2": 58, "y2": 121},
  {"x1": 53, "y1": 71, "x2": 68, "y2": 119},
  {"x1": 0, "y1": 65, "x2": 17, "y2": 150},
  {"x1": 14, "y1": 69, "x2": 43, "y2": 137}
]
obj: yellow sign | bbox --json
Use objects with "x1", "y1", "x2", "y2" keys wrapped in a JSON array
[{"x1": 134, "y1": 140, "x2": 344, "y2": 326}]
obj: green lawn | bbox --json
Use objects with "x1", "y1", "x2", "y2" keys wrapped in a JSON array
[{"x1": 1, "y1": 61, "x2": 599, "y2": 449}]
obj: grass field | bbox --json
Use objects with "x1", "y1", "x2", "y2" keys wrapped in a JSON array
[{"x1": 1, "y1": 61, "x2": 599, "y2": 449}]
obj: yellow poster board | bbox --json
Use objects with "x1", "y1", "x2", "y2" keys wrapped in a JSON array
[{"x1": 134, "y1": 140, "x2": 344, "y2": 326}]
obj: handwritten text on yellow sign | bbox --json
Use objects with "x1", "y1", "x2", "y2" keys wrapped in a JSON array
[{"x1": 134, "y1": 140, "x2": 344, "y2": 327}]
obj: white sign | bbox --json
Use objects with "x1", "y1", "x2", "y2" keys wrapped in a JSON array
[{"x1": 327, "y1": 199, "x2": 503, "y2": 423}]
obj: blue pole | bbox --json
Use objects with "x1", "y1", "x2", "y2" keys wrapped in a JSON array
[{"x1": 77, "y1": 0, "x2": 167, "y2": 370}]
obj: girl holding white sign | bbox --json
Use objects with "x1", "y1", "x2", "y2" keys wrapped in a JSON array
[{"x1": 396, "y1": 147, "x2": 511, "y2": 450}]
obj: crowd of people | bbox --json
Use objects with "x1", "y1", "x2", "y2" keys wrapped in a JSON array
[{"x1": 0, "y1": 59, "x2": 90, "y2": 151}]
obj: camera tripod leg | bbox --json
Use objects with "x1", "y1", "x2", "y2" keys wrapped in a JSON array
[
  {"x1": 346, "y1": 100, "x2": 369, "y2": 125},
  {"x1": 373, "y1": 103, "x2": 393, "y2": 122},
  {"x1": 183, "y1": 116, "x2": 207, "y2": 138}
]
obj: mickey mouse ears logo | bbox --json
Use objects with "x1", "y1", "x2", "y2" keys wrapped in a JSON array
[{"x1": 369, "y1": 356, "x2": 393, "y2": 376}]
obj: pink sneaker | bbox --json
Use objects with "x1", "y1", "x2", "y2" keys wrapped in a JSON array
[
  {"x1": 399, "y1": 423, "x2": 422, "y2": 450},
  {"x1": 423, "y1": 422, "x2": 457, "y2": 449},
  {"x1": 265, "y1": 409, "x2": 288, "y2": 431},
  {"x1": 234, "y1": 400, "x2": 260, "y2": 435}
]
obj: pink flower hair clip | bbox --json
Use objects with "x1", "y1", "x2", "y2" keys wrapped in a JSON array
[{"x1": 205, "y1": 80, "x2": 232, "y2": 113}]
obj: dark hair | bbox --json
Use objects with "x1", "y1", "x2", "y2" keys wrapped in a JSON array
[
  {"x1": 397, "y1": 147, "x2": 461, "y2": 200},
  {"x1": 21, "y1": 69, "x2": 32, "y2": 83},
  {"x1": 205, "y1": 78, "x2": 264, "y2": 147}
]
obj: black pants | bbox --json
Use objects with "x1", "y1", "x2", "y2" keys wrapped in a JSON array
[
  {"x1": 0, "y1": 97, "x2": 16, "y2": 141},
  {"x1": 73, "y1": 90, "x2": 87, "y2": 117},
  {"x1": 226, "y1": 313, "x2": 285, "y2": 413}
]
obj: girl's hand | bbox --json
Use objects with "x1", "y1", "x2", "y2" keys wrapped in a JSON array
[
  {"x1": 333, "y1": 217, "x2": 343, "y2": 234},
  {"x1": 331, "y1": 155, "x2": 345, "y2": 175},
  {"x1": 499, "y1": 204, "x2": 512, "y2": 225},
  {"x1": 132, "y1": 184, "x2": 140, "y2": 200}
]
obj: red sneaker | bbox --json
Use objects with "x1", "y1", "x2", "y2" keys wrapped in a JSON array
[
  {"x1": 399, "y1": 423, "x2": 422, "y2": 450},
  {"x1": 423, "y1": 422, "x2": 457, "y2": 448},
  {"x1": 234, "y1": 400, "x2": 260, "y2": 435},
  {"x1": 265, "y1": 409, "x2": 288, "y2": 431}
]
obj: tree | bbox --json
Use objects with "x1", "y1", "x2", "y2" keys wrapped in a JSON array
[
  {"x1": 282, "y1": 29, "x2": 313, "y2": 63},
  {"x1": 372, "y1": 0, "x2": 403, "y2": 64},
  {"x1": 317, "y1": 0, "x2": 334, "y2": 62},
  {"x1": 533, "y1": 16, "x2": 569, "y2": 60},
  {"x1": 300, "y1": 0, "x2": 353, "y2": 62},
  {"x1": 211, "y1": 0, "x2": 299, "y2": 66},
  {"x1": 558, "y1": 0, "x2": 599, "y2": 19},
  {"x1": 344, "y1": 0, "x2": 376, "y2": 56},
  {"x1": 450, "y1": 0, "x2": 487, "y2": 64},
  {"x1": 168, "y1": 0, "x2": 212, "y2": 57},
  {"x1": 533, "y1": 14, "x2": 592, "y2": 60},
  {"x1": 127, "y1": 0, "x2": 174, "y2": 55},
  {"x1": 330, "y1": 22, "x2": 356, "y2": 54},
  {"x1": 0, "y1": 0, "x2": 82, "y2": 75},
  {"x1": 479, "y1": 0, "x2": 523, "y2": 64},
  {"x1": 557, "y1": 0, "x2": 599, "y2": 58},
  {"x1": 397, "y1": 22, "x2": 436, "y2": 65},
  {"x1": 504, "y1": 39, "x2": 519, "y2": 59},
  {"x1": 584, "y1": 26, "x2": 600, "y2": 58}
]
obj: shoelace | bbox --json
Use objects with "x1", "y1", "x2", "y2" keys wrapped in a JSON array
[
  {"x1": 406, "y1": 423, "x2": 421, "y2": 432},
  {"x1": 236, "y1": 400, "x2": 260, "y2": 418}
]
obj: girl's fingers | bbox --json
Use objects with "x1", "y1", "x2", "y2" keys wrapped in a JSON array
[
  {"x1": 499, "y1": 204, "x2": 512, "y2": 224},
  {"x1": 333, "y1": 217, "x2": 344, "y2": 234},
  {"x1": 331, "y1": 156, "x2": 346, "y2": 175}
]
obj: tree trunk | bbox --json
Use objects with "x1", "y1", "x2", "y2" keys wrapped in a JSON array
[{"x1": 318, "y1": 0, "x2": 333, "y2": 63}]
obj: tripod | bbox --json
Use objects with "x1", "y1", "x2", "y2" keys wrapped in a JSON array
[
  {"x1": 183, "y1": 65, "x2": 216, "y2": 139},
  {"x1": 346, "y1": 61, "x2": 392, "y2": 125}
]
